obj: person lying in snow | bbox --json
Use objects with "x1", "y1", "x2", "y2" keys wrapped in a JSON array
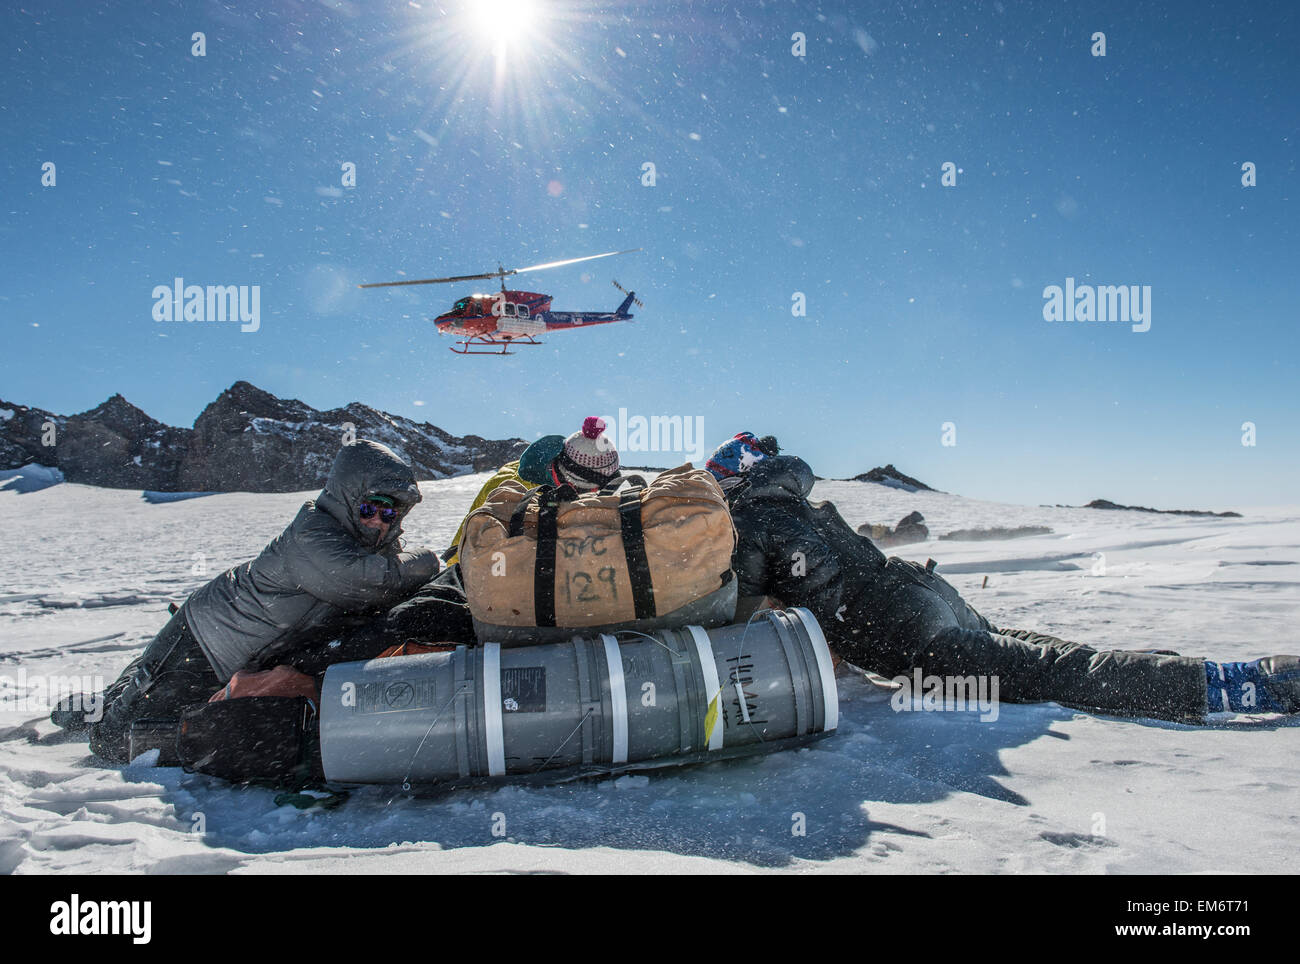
[
  {"x1": 53, "y1": 439, "x2": 441, "y2": 763},
  {"x1": 705, "y1": 432, "x2": 1300, "y2": 722}
]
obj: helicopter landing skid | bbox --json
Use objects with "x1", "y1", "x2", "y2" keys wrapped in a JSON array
[{"x1": 450, "y1": 334, "x2": 544, "y2": 356}]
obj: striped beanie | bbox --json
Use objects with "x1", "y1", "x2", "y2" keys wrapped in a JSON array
[{"x1": 553, "y1": 416, "x2": 620, "y2": 491}]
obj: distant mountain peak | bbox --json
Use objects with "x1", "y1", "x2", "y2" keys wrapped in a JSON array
[
  {"x1": 846, "y1": 464, "x2": 935, "y2": 492},
  {"x1": 76, "y1": 393, "x2": 158, "y2": 425}
]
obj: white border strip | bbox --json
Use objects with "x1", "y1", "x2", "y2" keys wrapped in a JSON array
[
  {"x1": 687, "y1": 625, "x2": 725, "y2": 751},
  {"x1": 792, "y1": 607, "x2": 839, "y2": 732},
  {"x1": 482, "y1": 643, "x2": 506, "y2": 776},
  {"x1": 601, "y1": 634, "x2": 629, "y2": 765}
]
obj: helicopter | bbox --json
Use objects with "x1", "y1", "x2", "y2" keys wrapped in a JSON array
[{"x1": 358, "y1": 249, "x2": 644, "y2": 355}]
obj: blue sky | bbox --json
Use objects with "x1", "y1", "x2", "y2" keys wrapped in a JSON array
[{"x1": 2, "y1": 0, "x2": 1296, "y2": 507}]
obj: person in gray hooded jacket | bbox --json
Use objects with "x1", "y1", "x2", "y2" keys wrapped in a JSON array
[{"x1": 67, "y1": 439, "x2": 440, "y2": 763}]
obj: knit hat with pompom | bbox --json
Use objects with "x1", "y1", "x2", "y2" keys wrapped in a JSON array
[
  {"x1": 705, "y1": 432, "x2": 780, "y2": 482},
  {"x1": 553, "y1": 416, "x2": 621, "y2": 491}
]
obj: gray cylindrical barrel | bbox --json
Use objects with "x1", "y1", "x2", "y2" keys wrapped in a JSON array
[{"x1": 319, "y1": 608, "x2": 838, "y2": 786}]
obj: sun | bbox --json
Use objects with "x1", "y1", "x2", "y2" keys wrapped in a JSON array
[
  {"x1": 379, "y1": 1, "x2": 659, "y2": 159},
  {"x1": 468, "y1": 0, "x2": 539, "y2": 48}
]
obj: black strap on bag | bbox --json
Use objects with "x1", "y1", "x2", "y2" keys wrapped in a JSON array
[
  {"x1": 504, "y1": 484, "x2": 573, "y2": 627},
  {"x1": 533, "y1": 489, "x2": 562, "y2": 627},
  {"x1": 601, "y1": 475, "x2": 657, "y2": 620},
  {"x1": 507, "y1": 482, "x2": 578, "y2": 537},
  {"x1": 507, "y1": 477, "x2": 658, "y2": 626},
  {"x1": 599, "y1": 473, "x2": 647, "y2": 493},
  {"x1": 507, "y1": 488, "x2": 538, "y2": 538},
  {"x1": 618, "y1": 485, "x2": 656, "y2": 620}
]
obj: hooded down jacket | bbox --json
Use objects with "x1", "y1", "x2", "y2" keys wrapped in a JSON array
[{"x1": 184, "y1": 440, "x2": 440, "y2": 681}]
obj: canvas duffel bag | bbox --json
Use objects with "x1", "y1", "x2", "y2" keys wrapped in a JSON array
[{"x1": 459, "y1": 467, "x2": 737, "y2": 642}]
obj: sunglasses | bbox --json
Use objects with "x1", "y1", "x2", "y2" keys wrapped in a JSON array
[{"x1": 359, "y1": 502, "x2": 401, "y2": 524}]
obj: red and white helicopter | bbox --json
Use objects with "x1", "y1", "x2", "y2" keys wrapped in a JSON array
[{"x1": 359, "y1": 249, "x2": 644, "y2": 355}]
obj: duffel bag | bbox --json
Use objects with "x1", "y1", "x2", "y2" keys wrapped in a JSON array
[{"x1": 459, "y1": 466, "x2": 737, "y2": 643}]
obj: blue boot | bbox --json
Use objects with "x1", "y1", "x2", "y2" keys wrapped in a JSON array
[{"x1": 1205, "y1": 657, "x2": 1300, "y2": 714}]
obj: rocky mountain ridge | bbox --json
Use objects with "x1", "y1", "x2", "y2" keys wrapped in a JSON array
[{"x1": 0, "y1": 381, "x2": 528, "y2": 493}]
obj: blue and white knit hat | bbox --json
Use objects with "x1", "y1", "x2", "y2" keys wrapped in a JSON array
[{"x1": 705, "y1": 432, "x2": 778, "y2": 482}]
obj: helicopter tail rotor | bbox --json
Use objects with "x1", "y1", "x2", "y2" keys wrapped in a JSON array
[{"x1": 612, "y1": 279, "x2": 644, "y2": 308}]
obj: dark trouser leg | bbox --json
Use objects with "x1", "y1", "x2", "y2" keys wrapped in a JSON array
[
  {"x1": 385, "y1": 563, "x2": 476, "y2": 646},
  {"x1": 906, "y1": 625, "x2": 1208, "y2": 723},
  {"x1": 996, "y1": 626, "x2": 1181, "y2": 657},
  {"x1": 844, "y1": 558, "x2": 1209, "y2": 722},
  {"x1": 88, "y1": 611, "x2": 222, "y2": 763}
]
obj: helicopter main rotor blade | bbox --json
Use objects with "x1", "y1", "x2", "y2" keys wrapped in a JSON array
[
  {"x1": 514, "y1": 248, "x2": 641, "y2": 274},
  {"x1": 358, "y1": 249, "x2": 639, "y2": 289},
  {"x1": 358, "y1": 269, "x2": 513, "y2": 289}
]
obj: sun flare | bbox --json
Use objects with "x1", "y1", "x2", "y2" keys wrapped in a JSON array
[
  {"x1": 381, "y1": 1, "x2": 646, "y2": 158},
  {"x1": 468, "y1": 0, "x2": 539, "y2": 47}
]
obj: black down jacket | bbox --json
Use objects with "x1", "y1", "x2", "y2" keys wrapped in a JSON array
[
  {"x1": 728, "y1": 455, "x2": 991, "y2": 672},
  {"x1": 729, "y1": 457, "x2": 887, "y2": 648}
]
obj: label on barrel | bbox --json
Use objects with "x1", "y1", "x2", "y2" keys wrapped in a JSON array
[
  {"x1": 501, "y1": 666, "x2": 547, "y2": 713},
  {"x1": 355, "y1": 678, "x2": 437, "y2": 715},
  {"x1": 725, "y1": 654, "x2": 767, "y2": 726}
]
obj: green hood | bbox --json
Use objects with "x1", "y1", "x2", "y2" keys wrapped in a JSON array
[{"x1": 315, "y1": 439, "x2": 422, "y2": 551}]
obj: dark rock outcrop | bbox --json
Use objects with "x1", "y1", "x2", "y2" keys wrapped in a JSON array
[
  {"x1": 0, "y1": 382, "x2": 528, "y2": 493},
  {"x1": 1078, "y1": 499, "x2": 1241, "y2": 519},
  {"x1": 846, "y1": 464, "x2": 935, "y2": 492},
  {"x1": 857, "y1": 510, "x2": 930, "y2": 548}
]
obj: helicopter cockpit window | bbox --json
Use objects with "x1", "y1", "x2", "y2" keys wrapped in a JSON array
[{"x1": 452, "y1": 298, "x2": 469, "y2": 316}]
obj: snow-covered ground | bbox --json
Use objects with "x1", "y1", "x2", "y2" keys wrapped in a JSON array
[{"x1": 1, "y1": 469, "x2": 1297, "y2": 874}]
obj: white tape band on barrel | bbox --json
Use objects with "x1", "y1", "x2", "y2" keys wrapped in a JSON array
[
  {"x1": 482, "y1": 643, "x2": 506, "y2": 776},
  {"x1": 793, "y1": 607, "x2": 839, "y2": 732},
  {"x1": 601, "y1": 634, "x2": 629, "y2": 765},
  {"x1": 687, "y1": 625, "x2": 725, "y2": 751}
]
